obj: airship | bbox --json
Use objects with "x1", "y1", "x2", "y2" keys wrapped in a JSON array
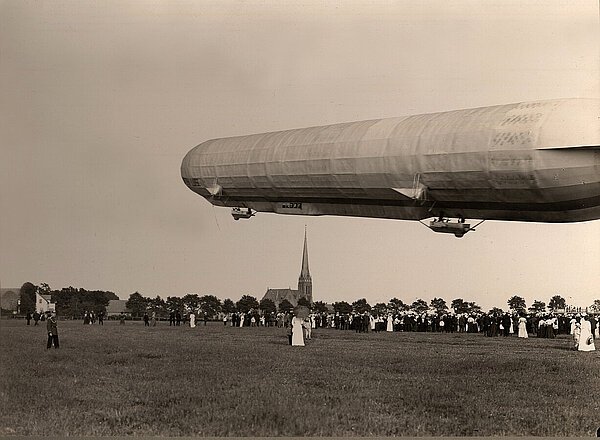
[{"x1": 181, "y1": 98, "x2": 599, "y2": 237}]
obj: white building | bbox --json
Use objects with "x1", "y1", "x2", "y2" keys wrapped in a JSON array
[{"x1": 36, "y1": 292, "x2": 55, "y2": 314}]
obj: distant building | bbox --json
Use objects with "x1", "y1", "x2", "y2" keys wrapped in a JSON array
[
  {"x1": 262, "y1": 228, "x2": 313, "y2": 308},
  {"x1": 0, "y1": 288, "x2": 20, "y2": 312},
  {"x1": 106, "y1": 299, "x2": 132, "y2": 317},
  {"x1": 35, "y1": 292, "x2": 55, "y2": 314}
]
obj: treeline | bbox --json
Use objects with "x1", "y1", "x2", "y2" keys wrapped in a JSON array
[
  {"x1": 333, "y1": 295, "x2": 598, "y2": 315},
  {"x1": 17, "y1": 282, "x2": 600, "y2": 318},
  {"x1": 18, "y1": 282, "x2": 118, "y2": 318},
  {"x1": 124, "y1": 292, "x2": 599, "y2": 319}
]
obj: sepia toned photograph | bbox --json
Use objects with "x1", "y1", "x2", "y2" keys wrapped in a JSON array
[{"x1": 1, "y1": 0, "x2": 599, "y2": 437}]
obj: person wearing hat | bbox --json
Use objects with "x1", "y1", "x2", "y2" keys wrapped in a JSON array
[{"x1": 46, "y1": 310, "x2": 59, "y2": 349}]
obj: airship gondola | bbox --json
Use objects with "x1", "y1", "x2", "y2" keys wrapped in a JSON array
[{"x1": 181, "y1": 98, "x2": 600, "y2": 236}]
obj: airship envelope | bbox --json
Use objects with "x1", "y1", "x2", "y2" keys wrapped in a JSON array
[{"x1": 181, "y1": 98, "x2": 600, "y2": 233}]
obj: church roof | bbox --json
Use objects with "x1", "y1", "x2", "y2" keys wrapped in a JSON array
[
  {"x1": 262, "y1": 288, "x2": 299, "y2": 307},
  {"x1": 106, "y1": 300, "x2": 131, "y2": 315}
]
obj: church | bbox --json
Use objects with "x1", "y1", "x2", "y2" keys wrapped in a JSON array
[{"x1": 262, "y1": 228, "x2": 312, "y2": 308}]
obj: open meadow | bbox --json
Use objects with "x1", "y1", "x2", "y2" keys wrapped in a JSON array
[{"x1": 0, "y1": 319, "x2": 598, "y2": 436}]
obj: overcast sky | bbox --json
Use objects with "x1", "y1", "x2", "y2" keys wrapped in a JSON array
[{"x1": 1, "y1": 0, "x2": 598, "y2": 311}]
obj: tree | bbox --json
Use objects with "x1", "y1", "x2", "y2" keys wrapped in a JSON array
[
  {"x1": 297, "y1": 297, "x2": 311, "y2": 308},
  {"x1": 411, "y1": 299, "x2": 429, "y2": 314},
  {"x1": 507, "y1": 296, "x2": 526, "y2": 313},
  {"x1": 528, "y1": 300, "x2": 546, "y2": 314},
  {"x1": 466, "y1": 301, "x2": 481, "y2": 314},
  {"x1": 182, "y1": 293, "x2": 200, "y2": 312},
  {"x1": 52, "y1": 287, "x2": 118, "y2": 317},
  {"x1": 548, "y1": 295, "x2": 566, "y2": 312},
  {"x1": 387, "y1": 298, "x2": 406, "y2": 315},
  {"x1": 312, "y1": 301, "x2": 329, "y2": 314},
  {"x1": 333, "y1": 301, "x2": 352, "y2": 314},
  {"x1": 278, "y1": 299, "x2": 294, "y2": 312},
  {"x1": 451, "y1": 298, "x2": 469, "y2": 314},
  {"x1": 452, "y1": 298, "x2": 481, "y2": 314},
  {"x1": 430, "y1": 297, "x2": 448, "y2": 314},
  {"x1": 352, "y1": 298, "x2": 371, "y2": 314},
  {"x1": 38, "y1": 283, "x2": 51, "y2": 294},
  {"x1": 166, "y1": 296, "x2": 185, "y2": 313},
  {"x1": 148, "y1": 295, "x2": 167, "y2": 317},
  {"x1": 259, "y1": 298, "x2": 277, "y2": 316},
  {"x1": 126, "y1": 292, "x2": 148, "y2": 318},
  {"x1": 199, "y1": 295, "x2": 222, "y2": 319},
  {"x1": 236, "y1": 295, "x2": 259, "y2": 313},
  {"x1": 590, "y1": 299, "x2": 600, "y2": 313},
  {"x1": 222, "y1": 298, "x2": 236, "y2": 314},
  {"x1": 372, "y1": 302, "x2": 388, "y2": 317},
  {"x1": 19, "y1": 282, "x2": 37, "y2": 314},
  {"x1": 488, "y1": 307, "x2": 504, "y2": 315}
]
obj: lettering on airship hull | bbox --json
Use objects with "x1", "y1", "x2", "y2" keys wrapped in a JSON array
[{"x1": 281, "y1": 203, "x2": 302, "y2": 210}]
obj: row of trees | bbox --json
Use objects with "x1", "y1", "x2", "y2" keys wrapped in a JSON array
[
  {"x1": 124, "y1": 292, "x2": 597, "y2": 320},
  {"x1": 16, "y1": 282, "x2": 600, "y2": 319},
  {"x1": 17, "y1": 282, "x2": 119, "y2": 317}
]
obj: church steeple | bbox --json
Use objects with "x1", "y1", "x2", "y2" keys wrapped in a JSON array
[{"x1": 298, "y1": 226, "x2": 312, "y2": 303}]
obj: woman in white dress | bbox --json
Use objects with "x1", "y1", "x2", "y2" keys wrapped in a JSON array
[
  {"x1": 190, "y1": 312, "x2": 196, "y2": 328},
  {"x1": 517, "y1": 316, "x2": 528, "y2": 338},
  {"x1": 291, "y1": 315, "x2": 305, "y2": 346},
  {"x1": 578, "y1": 318, "x2": 596, "y2": 352},
  {"x1": 386, "y1": 314, "x2": 393, "y2": 332},
  {"x1": 239, "y1": 313, "x2": 245, "y2": 327}
]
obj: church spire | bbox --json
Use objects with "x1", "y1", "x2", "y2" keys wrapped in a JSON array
[
  {"x1": 300, "y1": 225, "x2": 310, "y2": 277},
  {"x1": 298, "y1": 226, "x2": 313, "y2": 303}
]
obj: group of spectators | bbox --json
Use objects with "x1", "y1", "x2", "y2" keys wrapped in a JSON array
[
  {"x1": 67, "y1": 305, "x2": 598, "y2": 348},
  {"x1": 82, "y1": 310, "x2": 104, "y2": 325},
  {"x1": 222, "y1": 310, "x2": 599, "y2": 340},
  {"x1": 24, "y1": 311, "x2": 44, "y2": 326}
]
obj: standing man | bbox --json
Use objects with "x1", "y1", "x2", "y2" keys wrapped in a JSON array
[
  {"x1": 46, "y1": 311, "x2": 59, "y2": 349},
  {"x1": 502, "y1": 313, "x2": 512, "y2": 337},
  {"x1": 26, "y1": 312, "x2": 32, "y2": 325}
]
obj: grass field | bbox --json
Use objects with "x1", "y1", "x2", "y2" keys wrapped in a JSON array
[{"x1": 1, "y1": 319, "x2": 598, "y2": 436}]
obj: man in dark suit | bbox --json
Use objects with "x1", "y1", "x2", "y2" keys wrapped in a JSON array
[
  {"x1": 502, "y1": 313, "x2": 512, "y2": 337},
  {"x1": 46, "y1": 311, "x2": 59, "y2": 349}
]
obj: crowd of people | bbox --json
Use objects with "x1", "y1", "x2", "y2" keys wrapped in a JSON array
[
  {"x1": 25, "y1": 305, "x2": 598, "y2": 352},
  {"x1": 82, "y1": 310, "x2": 104, "y2": 325},
  {"x1": 220, "y1": 309, "x2": 597, "y2": 350}
]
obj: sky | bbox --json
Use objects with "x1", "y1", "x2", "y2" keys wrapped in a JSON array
[{"x1": 1, "y1": 0, "x2": 599, "y2": 311}]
